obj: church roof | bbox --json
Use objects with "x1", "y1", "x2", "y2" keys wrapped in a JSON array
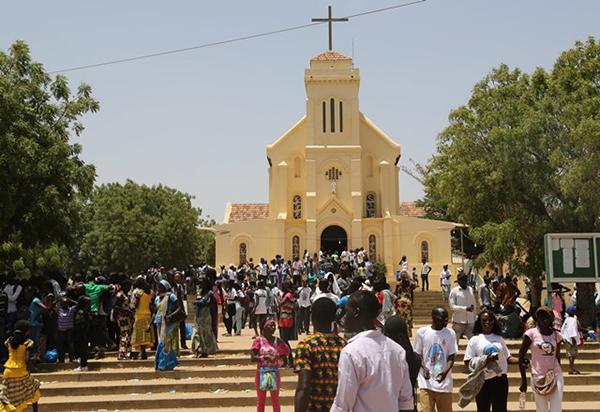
[
  {"x1": 225, "y1": 203, "x2": 269, "y2": 223},
  {"x1": 398, "y1": 202, "x2": 426, "y2": 218},
  {"x1": 311, "y1": 50, "x2": 351, "y2": 61}
]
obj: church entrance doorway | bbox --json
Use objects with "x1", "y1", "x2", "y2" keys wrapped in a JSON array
[{"x1": 320, "y1": 225, "x2": 347, "y2": 255}]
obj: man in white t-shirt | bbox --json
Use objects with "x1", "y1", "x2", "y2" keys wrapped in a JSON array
[
  {"x1": 440, "y1": 264, "x2": 452, "y2": 302},
  {"x1": 297, "y1": 281, "x2": 313, "y2": 334},
  {"x1": 414, "y1": 306, "x2": 457, "y2": 412},
  {"x1": 252, "y1": 281, "x2": 269, "y2": 336}
]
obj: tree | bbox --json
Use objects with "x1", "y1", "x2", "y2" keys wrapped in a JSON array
[
  {"x1": 418, "y1": 38, "x2": 600, "y2": 327},
  {"x1": 0, "y1": 41, "x2": 99, "y2": 277},
  {"x1": 78, "y1": 180, "x2": 209, "y2": 273}
]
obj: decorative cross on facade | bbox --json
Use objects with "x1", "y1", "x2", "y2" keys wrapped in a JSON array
[{"x1": 312, "y1": 5, "x2": 348, "y2": 51}]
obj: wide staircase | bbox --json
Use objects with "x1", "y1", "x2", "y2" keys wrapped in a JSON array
[{"x1": 34, "y1": 291, "x2": 600, "y2": 411}]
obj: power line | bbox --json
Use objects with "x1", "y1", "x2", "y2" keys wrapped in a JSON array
[{"x1": 49, "y1": 0, "x2": 426, "y2": 74}]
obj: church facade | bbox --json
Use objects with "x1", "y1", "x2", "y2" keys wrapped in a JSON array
[{"x1": 215, "y1": 50, "x2": 457, "y2": 277}]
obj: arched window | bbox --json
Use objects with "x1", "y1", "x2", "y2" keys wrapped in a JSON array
[
  {"x1": 339, "y1": 101, "x2": 344, "y2": 132},
  {"x1": 366, "y1": 192, "x2": 376, "y2": 218},
  {"x1": 292, "y1": 235, "x2": 300, "y2": 258},
  {"x1": 368, "y1": 235, "x2": 377, "y2": 262},
  {"x1": 330, "y1": 98, "x2": 336, "y2": 132},
  {"x1": 294, "y1": 157, "x2": 301, "y2": 178},
  {"x1": 239, "y1": 243, "x2": 247, "y2": 265},
  {"x1": 293, "y1": 195, "x2": 302, "y2": 219},
  {"x1": 421, "y1": 240, "x2": 429, "y2": 263},
  {"x1": 322, "y1": 101, "x2": 327, "y2": 133}
]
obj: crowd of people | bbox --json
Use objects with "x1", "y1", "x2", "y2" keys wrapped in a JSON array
[{"x1": 1, "y1": 248, "x2": 599, "y2": 412}]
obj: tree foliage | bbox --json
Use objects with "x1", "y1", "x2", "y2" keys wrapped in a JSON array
[
  {"x1": 419, "y1": 38, "x2": 600, "y2": 323},
  {"x1": 77, "y1": 180, "x2": 210, "y2": 273},
  {"x1": 0, "y1": 41, "x2": 98, "y2": 277}
]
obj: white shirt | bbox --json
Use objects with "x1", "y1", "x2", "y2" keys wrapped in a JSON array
[
  {"x1": 464, "y1": 333, "x2": 510, "y2": 379},
  {"x1": 3, "y1": 284, "x2": 22, "y2": 314},
  {"x1": 331, "y1": 329, "x2": 413, "y2": 412},
  {"x1": 311, "y1": 290, "x2": 339, "y2": 304},
  {"x1": 226, "y1": 288, "x2": 237, "y2": 304},
  {"x1": 414, "y1": 326, "x2": 458, "y2": 393},
  {"x1": 298, "y1": 287, "x2": 312, "y2": 308},
  {"x1": 440, "y1": 270, "x2": 451, "y2": 285},
  {"x1": 254, "y1": 289, "x2": 268, "y2": 315},
  {"x1": 449, "y1": 286, "x2": 476, "y2": 324},
  {"x1": 421, "y1": 263, "x2": 430, "y2": 275},
  {"x1": 561, "y1": 316, "x2": 579, "y2": 341}
]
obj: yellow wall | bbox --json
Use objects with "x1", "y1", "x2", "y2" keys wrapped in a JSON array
[{"x1": 215, "y1": 51, "x2": 456, "y2": 289}]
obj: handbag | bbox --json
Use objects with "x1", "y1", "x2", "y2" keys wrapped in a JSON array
[
  {"x1": 259, "y1": 367, "x2": 279, "y2": 391},
  {"x1": 166, "y1": 295, "x2": 186, "y2": 324},
  {"x1": 532, "y1": 370, "x2": 556, "y2": 396}
]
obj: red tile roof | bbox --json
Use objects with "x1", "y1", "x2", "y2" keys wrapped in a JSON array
[
  {"x1": 398, "y1": 202, "x2": 426, "y2": 217},
  {"x1": 227, "y1": 203, "x2": 269, "y2": 223},
  {"x1": 311, "y1": 50, "x2": 351, "y2": 61}
]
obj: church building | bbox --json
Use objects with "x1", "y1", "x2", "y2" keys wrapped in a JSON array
[{"x1": 215, "y1": 50, "x2": 457, "y2": 277}]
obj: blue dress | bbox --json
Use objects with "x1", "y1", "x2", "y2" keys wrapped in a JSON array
[{"x1": 154, "y1": 294, "x2": 178, "y2": 371}]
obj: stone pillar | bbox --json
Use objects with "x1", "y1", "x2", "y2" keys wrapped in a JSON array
[
  {"x1": 272, "y1": 161, "x2": 288, "y2": 219},
  {"x1": 379, "y1": 161, "x2": 393, "y2": 217},
  {"x1": 383, "y1": 217, "x2": 394, "y2": 277},
  {"x1": 305, "y1": 159, "x2": 317, "y2": 253},
  {"x1": 350, "y1": 158, "x2": 362, "y2": 249}
]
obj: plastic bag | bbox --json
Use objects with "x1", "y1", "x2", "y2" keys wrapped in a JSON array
[
  {"x1": 44, "y1": 349, "x2": 58, "y2": 363},
  {"x1": 185, "y1": 323, "x2": 193, "y2": 340},
  {"x1": 259, "y1": 367, "x2": 278, "y2": 391}
]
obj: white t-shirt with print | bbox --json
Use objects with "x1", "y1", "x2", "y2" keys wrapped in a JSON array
[
  {"x1": 414, "y1": 326, "x2": 458, "y2": 393},
  {"x1": 254, "y1": 289, "x2": 268, "y2": 315},
  {"x1": 298, "y1": 287, "x2": 312, "y2": 308},
  {"x1": 464, "y1": 333, "x2": 510, "y2": 379},
  {"x1": 440, "y1": 270, "x2": 452, "y2": 286}
]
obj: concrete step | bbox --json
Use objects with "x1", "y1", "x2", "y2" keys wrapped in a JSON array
[
  {"x1": 38, "y1": 372, "x2": 600, "y2": 397},
  {"x1": 37, "y1": 386, "x2": 600, "y2": 411},
  {"x1": 35, "y1": 358, "x2": 600, "y2": 383},
  {"x1": 116, "y1": 403, "x2": 600, "y2": 412},
  {"x1": 36, "y1": 348, "x2": 600, "y2": 373}
]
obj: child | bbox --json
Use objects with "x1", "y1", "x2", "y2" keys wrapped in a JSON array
[
  {"x1": 411, "y1": 267, "x2": 419, "y2": 286},
  {"x1": 2, "y1": 320, "x2": 41, "y2": 412},
  {"x1": 561, "y1": 305, "x2": 581, "y2": 374},
  {"x1": 73, "y1": 296, "x2": 91, "y2": 372},
  {"x1": 55, "y1": 295, "x2": 77, "y2": 364}
]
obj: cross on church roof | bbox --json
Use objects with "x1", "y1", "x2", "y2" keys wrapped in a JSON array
[{"x1": 312, "y1": 5, "x2": 348, "y2": 51}]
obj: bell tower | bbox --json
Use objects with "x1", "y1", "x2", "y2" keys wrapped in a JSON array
[{"x1": 304, "y1": 51, "x2": 360, "y2": 146}]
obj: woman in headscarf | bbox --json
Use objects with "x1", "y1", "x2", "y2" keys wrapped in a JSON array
[
  {"x1": 250, "y1": 318, "x2": 290, "y2": 412},
  {"x1": 153, "y1": 280, "x2": 183, "y2": 371},
  {"x1": 130, "y1": 277, "x2": 155, "y2": 360},
  {"x1": 191, "y1": 278, "x2": 219, "y2": 358},
  {"x1": 384, "y1": 316, "x2": 421, "y2": 412}
]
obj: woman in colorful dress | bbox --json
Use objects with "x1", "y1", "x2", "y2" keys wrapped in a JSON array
[
  {"x1": 277, "y1": 282, "x2": 296, "y2": 366},
  {"x1": 250, "y1": 319, "x2": 290, "y2": 412},
  {"x1": 191, "y1": 278, "x2": 218, "y2": 358},
  {"x1": 395, "y1": 277, "x2": 416, "y2": 337},
  {"x1": 2, "y1": 320, "x2": 41, "y2": 412},
  {"x1": 131, "y1": 277, "x2": 155, "y2": 360},
  {"x1": 153, "y1": 280, "x2": 183, "y2": 371},
  {"x1": 113, "y1": 281, "x2": 133, "y2": 360}
]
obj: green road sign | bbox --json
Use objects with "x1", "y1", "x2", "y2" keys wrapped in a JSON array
[{"x1": 544, "y1": 233, "x2": 600, "y2": 283}]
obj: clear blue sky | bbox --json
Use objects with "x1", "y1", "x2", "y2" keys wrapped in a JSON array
[{"x1": 2, "y1": 1, "x2": 599, "y2": 222}]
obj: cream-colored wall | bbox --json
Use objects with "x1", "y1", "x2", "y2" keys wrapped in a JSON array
[{"x1": 216, "y1": 53, "x2": 456, "y2": 284}]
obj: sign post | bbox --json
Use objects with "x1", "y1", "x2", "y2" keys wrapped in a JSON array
[{"x1": 544, "y1": 233, "x2": 600, "y2": 303}]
